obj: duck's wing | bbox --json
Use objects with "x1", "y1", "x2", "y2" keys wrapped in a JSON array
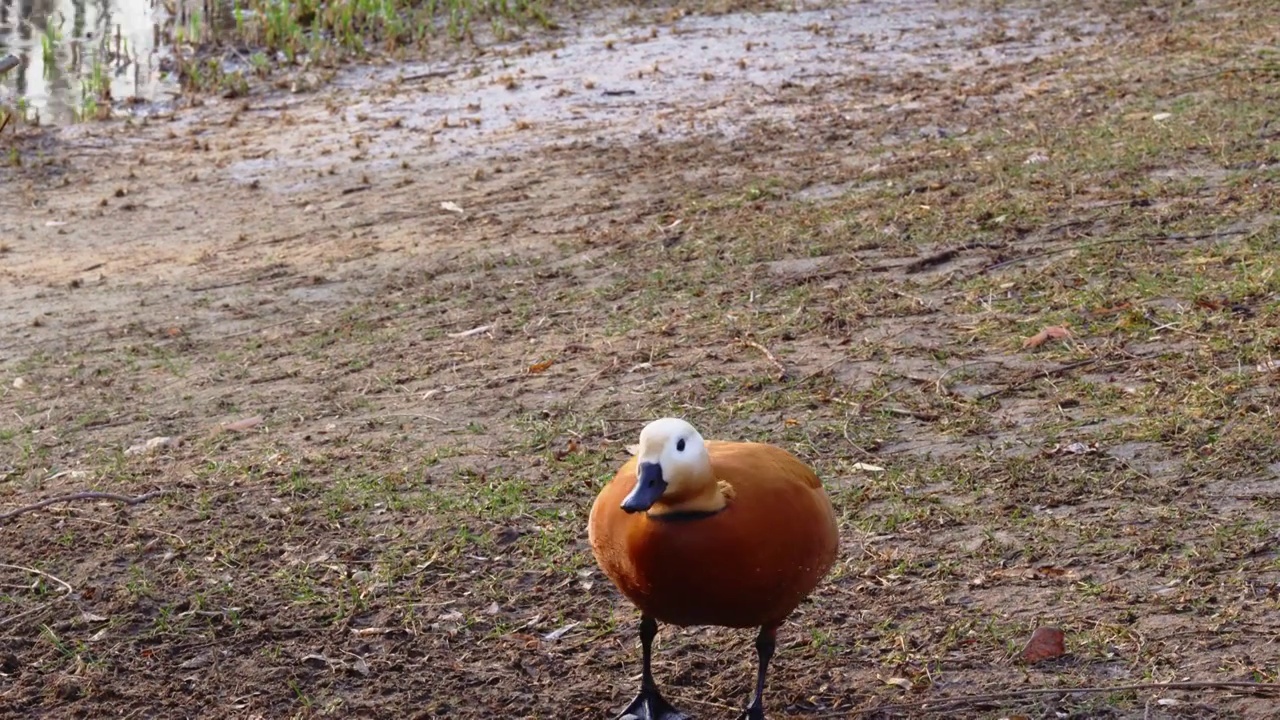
[{"x1": 706, "y1": 441, "x2": 823, "y2": 492}]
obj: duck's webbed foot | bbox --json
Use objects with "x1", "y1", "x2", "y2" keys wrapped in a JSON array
[{"x1": 615, "y1": 687, "x2": 688, "y2": 720}]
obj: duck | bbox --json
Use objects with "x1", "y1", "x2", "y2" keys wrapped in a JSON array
[{"x1": 588, "y1": 417, "x2": 839, "y2": 720}]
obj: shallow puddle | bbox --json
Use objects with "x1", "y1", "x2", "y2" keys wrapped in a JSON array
[
  {"x1": 0, "y1": 0, "x2": 191, "y2": 123},
  {"x1": 222, "y1": 1, "x2": 1105, "y2": 189},
  {"x1": 2, "y1": 0, "x2": 1104, "y2": 129}
]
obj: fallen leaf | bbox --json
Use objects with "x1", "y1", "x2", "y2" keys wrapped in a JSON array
[
  {"x1": 180, "y1": 652, "x2": 215, "y2": 670},
  {"x1": 222, "y1": 416, "x2": 264, "y2": 432},
  {"x1": 543, "y1": 621, "x2": 579, "y2": 641},
  {"x1": 124, "y1": 436, "x2": 178, "y2": 456},
  {"x1": 553, "y1": 439, "x2": 580, "y2": 461},
  {"x1": 1034, "y1": 565, "x2": 1068, "y2": 578},
  {"x1": 1022, "y1": 325, "x2": 1072, "y2": 349},
  {"x1": 80, "y1": 612, "x2": 108, "y2": 623},
  {"x1": 300, "y1": 653, "x2": 335, "y2": 669},
  {"x1": 1152, "y1": 112, "x2": 1172, "y2": 121},
  {"x1": 438, "y1": 610, "x2": 464, "y2": 623},
  {"x1": 784, "y1": 418, "x2": 800, "y2": 426},
  {"x1": 851, "y1": 462, "x2": 885, "y2": 472},
  {"x1": 527, "y1": 359, "x2": 554, "y2": 374},
  {"x1": 1256, "y1": 359, "x2": 1280, "y2": 373},
  {"x1": 12, "y1": 377, "x2": 26, "y2": 389},
  {"x1": 440, "y1": 201, "x2": 465, "y2": 214},
  {"x1": 510, "y1": 632, "x2": 541, "y2": 649},
  {"x1": 484, "y1": 602, "x2": 500, "y2": 615},
  {"x1": 1018, "y1": 627, "x2": 1066, "y2": 664},
  {"x1": 348, "y1": 656, "x2": 371, "y2": 676},
  {"x1": 884, "y1": 677, "x2": 912, "y2": 690}
]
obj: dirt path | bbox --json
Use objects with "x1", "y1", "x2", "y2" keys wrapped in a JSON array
[{"x1": 3, "y1": 1, "x2": 1279, "y2": 718}]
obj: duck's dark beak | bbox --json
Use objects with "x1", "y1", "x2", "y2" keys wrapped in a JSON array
[{"x1": 622, "y1": 462, "x2": 666, "y2": 513}]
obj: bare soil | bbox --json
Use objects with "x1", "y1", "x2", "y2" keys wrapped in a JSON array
[{"x1": 2, "y1": 1, "x2": 1279, "y2": 718}]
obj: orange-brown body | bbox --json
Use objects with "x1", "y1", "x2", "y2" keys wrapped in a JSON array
[{"x1": 589, "y1": 441, "x2": 838, "y2": 629}]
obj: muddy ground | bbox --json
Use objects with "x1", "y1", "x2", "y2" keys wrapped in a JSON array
[{"x1": 2, "y1": 0, "x2": 1279, "y2": 718}]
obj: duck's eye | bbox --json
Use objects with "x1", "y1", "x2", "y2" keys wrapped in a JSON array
[{"x1": 676, "y1": 438, "x2": 686, "y2": 452}]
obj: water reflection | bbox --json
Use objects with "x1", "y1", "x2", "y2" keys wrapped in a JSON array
[{"x1": 0, "y1": 0, "x2": 175, "y2": 123}]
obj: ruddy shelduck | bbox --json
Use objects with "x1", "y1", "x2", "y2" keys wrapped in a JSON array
[{"x1": 588, "y1": 418, "x2": 839, "y2": 720}]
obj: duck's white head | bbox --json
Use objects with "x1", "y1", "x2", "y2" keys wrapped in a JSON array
[{"x1": 622, "y1": 417, "x2": 713, "y2": 514}]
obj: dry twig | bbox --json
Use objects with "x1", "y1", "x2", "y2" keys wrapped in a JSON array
[
  {"x1": 0, "y1": 489, "x2": 172, "y2": 524},
  {"x1": 0, "y1": 563, "x2": 73, "y2": 595},
  {"x1": 743, "y1": 338, "x2": 787, "y2": 379},
  {"x1": 933, "y1": 359, "x2": 1007, "y2": 396},
  {"x1": 447, "y1": 324, "x2": 493, "y2": 339},
  {"x1": 976, "y1": 357, "x2": 1099, "y2": 400},
  {"x1": 572, "y1": 358, "x2": 620, "y2": 400},
  {"x1": 0, "y1": 563, "x2": 75, "y2": 629},
  {"x1": 972, "y1": 351, "x2": 1157, "y2": 399},
  {"x1": 904, "y1": 241, "x2": 1004, "y2": 274},
  {"x1": 64, "y1": 515, "x2": 189, "y2": 547}
]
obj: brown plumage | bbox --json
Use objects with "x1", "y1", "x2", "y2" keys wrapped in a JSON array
[{"x1": 588, "y1": 418, "x2": 838, "y2": 720}]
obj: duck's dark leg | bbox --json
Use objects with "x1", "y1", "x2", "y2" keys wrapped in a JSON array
[
  {"x1": 739, "y1": 624, "x2": 778, "y2": 720},
  {"x1": 615, "y1": 615, "x2": 687, "y2": 720}
]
